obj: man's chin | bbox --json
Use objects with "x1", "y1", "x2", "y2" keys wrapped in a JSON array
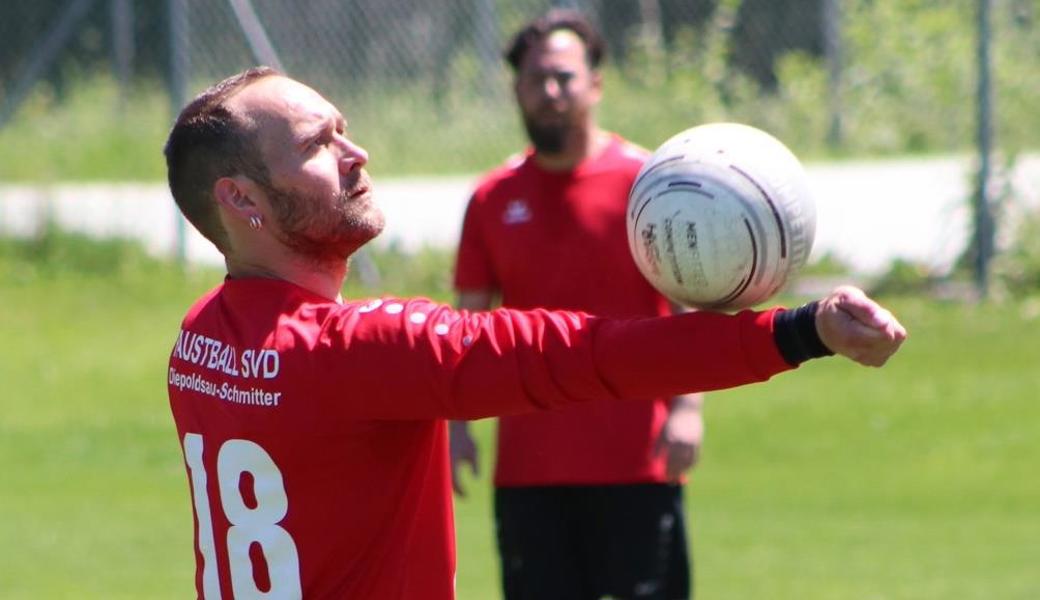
[
  {"x1": 361, "y1": 207, "x2": 386, "y2": 239},
  {"x1": 356, "y1": 218, "x2": 385, "y2": 250},
  {"x1": 339, "y1": 211, "x2": 386, "y2": 259},
  {"x1": 522, "y1": 118, "x2": 568, "y2": 153},
  {"x1": 528, "y1": 128, "x2": 567, "y2": 154}
]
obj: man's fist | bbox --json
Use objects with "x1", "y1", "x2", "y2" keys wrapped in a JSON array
[{"x1": 816, "y1": 286, "x2": 908, "y2": 367}]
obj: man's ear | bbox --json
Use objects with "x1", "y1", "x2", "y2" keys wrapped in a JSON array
[
  {"x1": 214, "y1": 176, "x2": 259, "y2": 221},
  {"x1": 589, "y1": 70, "x2": 604, "y2": 105}
]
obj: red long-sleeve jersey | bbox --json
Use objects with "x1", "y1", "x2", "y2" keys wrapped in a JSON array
[{"x1": 168, "y1": 277, "x2": 792, "y2": 599}]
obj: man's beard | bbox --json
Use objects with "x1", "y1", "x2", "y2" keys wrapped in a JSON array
[
  {"x1": 522, "y1": 113, "x2": 569, "y2": 154},
  {"x1": 262, "y1": 177, "x2": 384, "y2": 266}
]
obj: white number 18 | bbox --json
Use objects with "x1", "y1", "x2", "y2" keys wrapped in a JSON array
[{"x1": 182, "y1": 433, "x2": 302, "y2": 599}]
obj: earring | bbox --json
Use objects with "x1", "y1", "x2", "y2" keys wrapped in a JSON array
[{"x1": 249, "y1": 215, "x2": 263, "y2": 230}]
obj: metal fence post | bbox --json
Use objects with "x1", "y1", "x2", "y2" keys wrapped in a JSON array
[
  {"x1": 974, "y1": 0, "x2": 995, "y2": 299},
  {"x1": 110, "y1": 0, "x2": 134, "y2": 112},
  {"x1": 226, "y1": 0, "x2": 285, "y2": 71},
  {"x1": 475, "y1": 0, "x2": 500, "y2": 100},
  {"x1": 824, "y1": 0, "x2": 844, "y2": 149}
]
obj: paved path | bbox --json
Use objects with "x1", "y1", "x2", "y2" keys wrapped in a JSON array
[{"x1": 1, "y1": 154, "x2": 1037, "y2": 276}]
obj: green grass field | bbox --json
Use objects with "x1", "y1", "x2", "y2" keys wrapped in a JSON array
[{"x1": 2, "y1": 233, "x2": 1038, "y2": 599}]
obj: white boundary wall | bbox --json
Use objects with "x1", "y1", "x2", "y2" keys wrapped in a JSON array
[{"x1": 1, "y1": 154, "x2": 1037, "y2": 275}]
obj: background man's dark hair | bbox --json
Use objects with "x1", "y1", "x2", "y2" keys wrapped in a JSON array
[
  {"x1": 504, "y1": 9, "x2": 606, "y2": 72},
  {"x1": 163, "y1": 66, "x2": 281, "y2": 252}
]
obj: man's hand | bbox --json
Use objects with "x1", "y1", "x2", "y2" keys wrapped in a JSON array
[
  {"x1": 448, "y1": 420, "x2": 480, "y2": 497},
  {"x1": 816, "y1": 286, "x2": 908, "y2": 367},
  {"x1": 654, "y1": 394, "x2": 704, "y2": 482}
]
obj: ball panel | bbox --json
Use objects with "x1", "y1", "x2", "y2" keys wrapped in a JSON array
[
  {"x1": 631, "y1": 165, "x2": 767, "y2": 307},
  {"x1": 627, "y1": 123, "x2": 816, "y2": 310}
]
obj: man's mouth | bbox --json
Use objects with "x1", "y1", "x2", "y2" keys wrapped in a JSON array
[{"x1": 345, "y1": 174, "x2": 371, "y2": 200}]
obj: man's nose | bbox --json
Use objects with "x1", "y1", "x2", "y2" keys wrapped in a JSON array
[
  {"x1": 336, "y1": 137, "x2": 369, "y2": 173},
  {"x1": 541, "y1": 76, "x2": 563, "y2": 100}
]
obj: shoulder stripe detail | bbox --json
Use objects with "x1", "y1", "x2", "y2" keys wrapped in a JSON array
[
  {"x1": 620, "y1": 141, "x2": 651, "y2": 160},
  {"x1": 504, "y1": 152, "x2": 526, "y2": 171}
]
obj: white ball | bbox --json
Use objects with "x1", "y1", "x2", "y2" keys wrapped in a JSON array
[{"x1": 627, "y1": 123, "x2": 816, "y2": 310}]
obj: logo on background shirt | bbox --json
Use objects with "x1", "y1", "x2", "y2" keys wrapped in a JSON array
[{"x1": 502, "y1": 199, "x2": 532, "y2": 225}]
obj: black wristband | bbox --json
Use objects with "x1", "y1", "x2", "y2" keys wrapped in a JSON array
[{"x1": 773, "y1": 301, "x2": 835, "y2": 366}]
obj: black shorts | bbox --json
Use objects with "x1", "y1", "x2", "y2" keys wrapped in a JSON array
[{"x1": 494, "y1": 483, "x2": 691, "y2": 600}]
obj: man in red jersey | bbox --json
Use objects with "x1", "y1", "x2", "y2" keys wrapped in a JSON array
[
  {"x1": 163, "y1": 65, "x2": 905, "y2": 600},
  {"x1": 449, "y1": 11, "x2": 703, "y2": 599}
]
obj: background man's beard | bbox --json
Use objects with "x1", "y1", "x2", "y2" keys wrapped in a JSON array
[
  {"x1": 523, "y1": 116, "x2": 568, "y2": 154},
  {"x1": 264, "y1": 183, "x2": 385, "y2": 265}
]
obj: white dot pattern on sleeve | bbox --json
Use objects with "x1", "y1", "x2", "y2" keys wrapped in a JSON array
[
  {"x1": 358, "y1": 299, "x2": 383, "y2": 313},
  {"x1": 409, "y1": 312, "x2": 428, "y2": 325},
  {"x1": 384, "y1": 303, "x2": 404, "y2": 315}
]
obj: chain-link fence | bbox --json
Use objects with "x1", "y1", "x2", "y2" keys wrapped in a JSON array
[
  {"x1": 2, "y1": 0, "x2": 1037, "y2": 161},
  {"x1": 1, "y1": 0, "x2": 1038, "y2": 289}
]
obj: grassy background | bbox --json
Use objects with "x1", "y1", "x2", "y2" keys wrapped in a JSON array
[{"x1": 1, "y1": 232, "x2": 1038, "y2": 598}]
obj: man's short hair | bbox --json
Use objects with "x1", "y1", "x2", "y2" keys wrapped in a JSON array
[
  {"x1": 504, "y1": 9, "x2": 606, "y2": 72},
  {"x1": 163, "y1": 66, "x2": 281, "y2": 252}
]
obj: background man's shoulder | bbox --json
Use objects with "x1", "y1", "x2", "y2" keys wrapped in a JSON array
[
  {"x1": 615, "y1": 137, "x2": 651, "y2": 164},
  {"x1": 471, "y1": 152, "x2": 531, "y2": 202}
]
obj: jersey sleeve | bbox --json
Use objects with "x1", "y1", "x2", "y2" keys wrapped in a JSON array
[
  {"x1": 311, "y1": 298, "x2": 794, "y2": 421},
  {"x1": 452, "y1": 192, "x2": 497, "y2": 292}
]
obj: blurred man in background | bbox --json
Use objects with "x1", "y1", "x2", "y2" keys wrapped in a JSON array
[{"x1": 451, "y1": 10, "x2": 702, "y2": 600}]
